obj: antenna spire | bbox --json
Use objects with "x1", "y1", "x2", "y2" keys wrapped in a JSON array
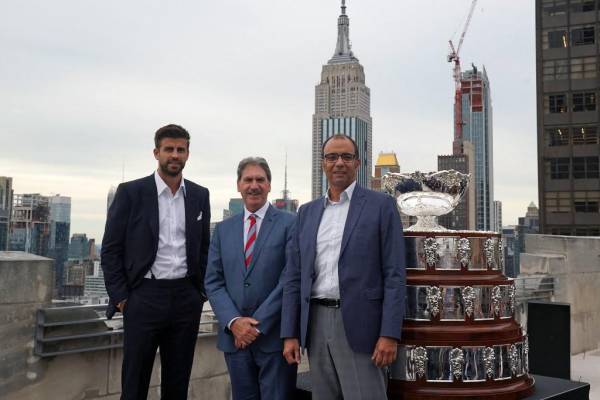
[{"x1": 341, "y1": 0, "x2": 346, "y2": 15}]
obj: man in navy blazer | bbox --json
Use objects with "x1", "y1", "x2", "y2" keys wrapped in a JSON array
[
  {"x1": 205, "y1": 157, "x2": 297, "y2": 400},
  {"x1": 101, "y1": 124, "x2": 210, "y2": 400},
  {"x1": 281, "y1": 134, "x2": 406, "y2": 399}
]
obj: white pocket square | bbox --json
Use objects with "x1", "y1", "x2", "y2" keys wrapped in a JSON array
[{"x1": 197, "y1": 211, "x2": 203, "y2": 221}]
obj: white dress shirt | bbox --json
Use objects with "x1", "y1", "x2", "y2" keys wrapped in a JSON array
[
  {"x1": 311, "y1": 181, "x2": 356, "y2": 299},
  {"x1": 145, "y1": 171, "x2": 188, "y2": 280},
  {"x1": 227, "y1": 201, "x2": 270, "y2": 330}
]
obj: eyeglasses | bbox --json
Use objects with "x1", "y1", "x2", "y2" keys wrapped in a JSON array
[{"x1": 323, "y1": 153, "x2": 357, "y2": 163}]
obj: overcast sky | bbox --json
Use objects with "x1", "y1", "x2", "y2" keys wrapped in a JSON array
[{"x1": 0, "y1": 0, "x2": 536, "y2": 241}]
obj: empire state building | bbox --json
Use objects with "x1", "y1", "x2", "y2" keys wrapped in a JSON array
[{"x1": 311, "y1": 0, "x2": 372, "y2": 199}]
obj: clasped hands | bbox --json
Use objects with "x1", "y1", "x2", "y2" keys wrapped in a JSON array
[
  {"x1": 283, "y1": 336, "x2": 397, "y2": 368},
  {"x1": 231, "y1": 317, "x2": 260, "y2": 349}
]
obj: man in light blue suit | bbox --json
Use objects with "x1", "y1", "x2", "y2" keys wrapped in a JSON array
[
  {"x1": 205, "y1": 157, "x2": 297, "y2": 400},
  {"x1": 281, "y1": 134, "x2": 406, "y2": 399}
]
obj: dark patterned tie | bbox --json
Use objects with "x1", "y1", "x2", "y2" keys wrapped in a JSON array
[{"x1": 244, "y1": 214, "x2": 257, "y2": 267}]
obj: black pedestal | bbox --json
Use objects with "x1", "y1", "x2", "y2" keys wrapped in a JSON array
[{"x1": 294, "y1": 373, "x2": 590, "y2": 400}]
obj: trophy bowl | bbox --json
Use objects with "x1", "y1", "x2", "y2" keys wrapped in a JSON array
[{"x1": 382, "y1": 170, "x2": 470, "y2": 231}]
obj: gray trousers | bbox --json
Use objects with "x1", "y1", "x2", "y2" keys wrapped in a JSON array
[{"x1": 307, "y1": 303, "x2": 387, "y2": 400}]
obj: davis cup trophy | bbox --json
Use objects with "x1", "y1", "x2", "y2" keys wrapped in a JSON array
[{"x1": 383, "y1": 170, "x2": 535, "y2": 400}]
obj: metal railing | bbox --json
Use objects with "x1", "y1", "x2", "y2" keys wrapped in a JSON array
[
  {"x1": 34, "y1": 304, "x2": 218, "y2": 357},
  {"x1": 514, "y1": 275, "x2": 555, "y2": 304}
]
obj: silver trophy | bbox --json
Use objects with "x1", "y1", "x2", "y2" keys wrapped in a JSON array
[{"x1": 382, "y1": 170, "x2": 470, "y2": 232}]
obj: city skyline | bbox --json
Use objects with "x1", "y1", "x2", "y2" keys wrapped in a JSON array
[{"x1": 0, "y1": 0, "x2": 537, "y2": 240}]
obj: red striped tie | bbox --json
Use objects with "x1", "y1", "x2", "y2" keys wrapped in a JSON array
[{"x1": 244, "y1": 214, "x2": 257, "y2": 267}]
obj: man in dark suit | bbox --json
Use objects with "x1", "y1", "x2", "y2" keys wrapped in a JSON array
[
  {"x1": 101, "y1": 124, "x2": 211, "y2": 400},
  {"x1": 281, "y1": 134, "x2": 406, "y2": 399},
  {"x1": 205, "y1": 157, "x2": 297, "y2": 400}
]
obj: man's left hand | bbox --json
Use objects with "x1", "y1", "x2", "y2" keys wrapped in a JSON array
[{"x1": 371, "y1": 336, "x2": 398, "y2": 368}]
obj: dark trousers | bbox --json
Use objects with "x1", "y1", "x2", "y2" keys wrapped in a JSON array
[
  {"x1": 224, "y1": 346, "x2": 297, "y2": 400},
  {"x1": 121, "y1": 277, "x2": 204, "y2": 400}
]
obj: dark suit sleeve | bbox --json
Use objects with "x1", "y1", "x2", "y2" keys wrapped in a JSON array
[
  {"x1": 205, "y1": 223, "x2": 242, "y2": 333},
  {"x1": 101, "y1": 183, "x2": 131, "y2": 307},
  {"x1": 379, "y1": 195, "x2": 406, "y2": 340},
  {"x1": 252, "y1": 215, "x2": 296, "y2": 336},
  {"x1": 280, "y1": 212, "x2": 301, "y2": 339},
  {"x1": 198, "y1": 187, "x2": 211, "y2": 297}
]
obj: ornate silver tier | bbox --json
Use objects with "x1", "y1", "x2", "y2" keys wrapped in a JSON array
[
  {"x1": 390, "y1": 337, "x2": 529, "y2": 383},
  {"x1": 405, "y1": 283, "x2": 515, "y2": 321},
  {"x1": 382, "y1": 170, "x2": 470, "y2": 231},
  {"x1": 405, "y1": 235, "x2": 503, "y2": 271}
]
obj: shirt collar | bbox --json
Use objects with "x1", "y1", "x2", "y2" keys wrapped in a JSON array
[
  {"x1": 244, "y1": 201, "x2": 270, "y2": 221},
  {"x1": 324, "y1": 180, "x2": 357, "y2": 207},
  {"x1": 154, "y1": 170, "x2": 186, "y2": 197}
]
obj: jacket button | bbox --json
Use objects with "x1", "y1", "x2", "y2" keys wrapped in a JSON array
[{"x1": 244, "y1": 283, "x2": 250, "y2": 288}]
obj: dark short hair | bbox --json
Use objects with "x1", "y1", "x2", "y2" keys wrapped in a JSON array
[
  {"x1": 154, "y1": 124, "x2": 190, "y2": 149},
  {"x1": 321, "y1": 134, "x2": 360, "y2": 159},
  {"x1": 237, "y1": 157, "x2": 272, "y2": 182}
]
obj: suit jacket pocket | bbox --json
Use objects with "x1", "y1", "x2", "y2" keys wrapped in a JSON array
[{"x1": 364, "y1": 287, "x2": 383, "y2": 300}]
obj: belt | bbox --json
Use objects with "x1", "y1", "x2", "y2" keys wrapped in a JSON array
[{"x1": 311, "y1": 298, "x2": 341, "y2": 308}]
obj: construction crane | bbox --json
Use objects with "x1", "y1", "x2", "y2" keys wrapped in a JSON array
[{"x1": 448, "y1": 0, "x2": 478, "y2": 155}]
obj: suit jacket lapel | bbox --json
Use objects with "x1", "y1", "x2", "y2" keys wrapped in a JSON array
[
  {"x1": 233, "y1": 213, "x2": 246, "y2": 276},
  {"x1": 183, "y1": 182, "x2": 196, "y2": 261},
  {"x1": 144, "y1": 174, "x2": 159, "y2": 245},
  {"x1": 307, "y1": 200, "x2": 326, "y2": 269},
  {"x1": 245, "y1": 205, "x2": 277, "y2": 277},
  {"x1": 340, "y1": 185, "x2": 367, "y2": 256}
]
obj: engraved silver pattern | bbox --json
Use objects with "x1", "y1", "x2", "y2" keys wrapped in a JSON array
[
  {"x1": 390, "y1": 341, "x2": 530, "y2": 383},
  {"x1": 509, "y1": 344, "x2": 519, "y2": 375},
  {"x1": 509, "y1": 284, "x2": 516, "y2": 314},
  {"x1": 492, "y1": 285, "x2": 502, "y2": 316},
  {"x1": 523, "y1": 337, "x2": 529, "y2": 373},
  {"x1": 499, "y1": 238, "x2": 505, "y2": 270},
  {"x1": 426, "y1": 286, "x2": 442, "y2": 318},
  {"x1": 450, "y1": 348, "x2": 465, "y2": 380},
  {"x1": 484, "y1": 238, "x2": 496, "y2": 269},
  {"x1": 413, "y1": 347, "x2": 428, "y2": 378},
  {"x1": 424, "y1": 238, "x2": 440, "y2": 267},
  {"x1": 483, "y1": 347, "x2": 495, "y2": 378},
  {"x1": 462, "y1": 286, "x2": 476, "y2": 318},
  {"x1": 457, "y1": 238, "x2": 472, "y2": 267}
]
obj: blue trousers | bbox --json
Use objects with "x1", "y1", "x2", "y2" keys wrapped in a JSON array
[{"x1": 224, "y1": 346, "x2": 297, "y2": 400}]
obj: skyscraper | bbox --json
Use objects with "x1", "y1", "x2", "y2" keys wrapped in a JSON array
[
  {"x1": 0, "y1": 177, "x2": 13, "y2": 250},
  {"x1": 48, "y1": 195, "x2": 71, "y2": 297},
  {"x1": 536, "y1": 0, "x2": 600, "y2": 236},
  {"x1": 493, "y1": 200, "x2": 503, "y2": 232},
  {"x1": 459, "y1": 65, "x2": 494, "y2": 231},
  {"x1": 438, "y1": 143, "x2": 476, "y2": 231},
  {"x1": 372, "y1": 152, "x2": 400, "y2": 192},
  {"x1": 9, "y1": 194, "x2": 50, "y2": 255},
  {"x1": 312, "y1": 0, "x2": 372, "y2": 199}
]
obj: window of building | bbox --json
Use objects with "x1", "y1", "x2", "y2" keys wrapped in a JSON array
[
  {"x1": 574, "y1": 191, "x2": 600, "y2": 213},
  {"x1": 543, "y1": 0, "x2": 567, "y2": 15},
  {"x1": 571, "y1": 57, "x2": 597, "y2": 79},
  {"x1": 571, "y1": 0, "x2": 595, "y2": 12},
  {"x1": 544, "y1": 30, "x2": 568, "y2": 49},
  {"x1": 572, "y1": 92, "x2": 596, "y2": 111},
  {"x1": 573, "y1": 157, "x2": 600, "y2": 178},
  {"x1": 543, "y1": 59, "x2": 569, "y2": 81},
  {"x1": 572, "y1": 126, "x2": 599, "y2": 144},
  {"x1": 545, "y1": 192, "x2": 571, "y2": 212},
  {"x1": 547, "y1": 158, "x2": 571, "y2": 179},
  {"x1": 546, "y1": 128, "x2": 570, "y2": 146},
  {"x1": 571, "y1": 27, "x2": 595, "y2": 46},
  {"x1": 545, "y1": 94, "x2": 568, "y2": 113}
]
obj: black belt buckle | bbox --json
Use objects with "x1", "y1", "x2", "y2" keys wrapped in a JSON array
[{"x1": 312, "y1": 298, "x2": 341, "y2": 308}]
